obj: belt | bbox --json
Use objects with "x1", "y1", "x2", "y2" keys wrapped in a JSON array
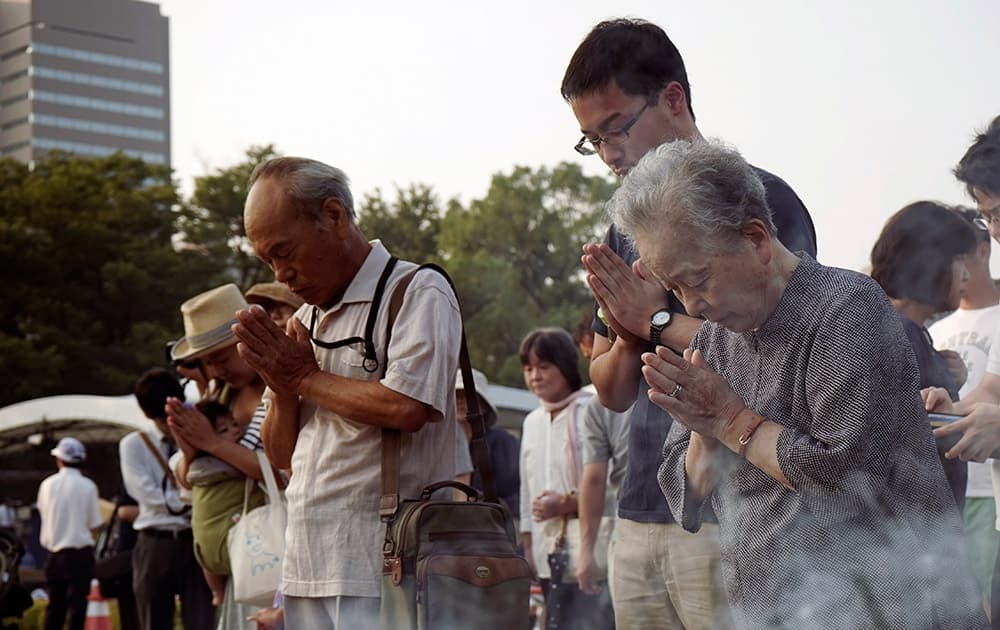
[{"x1": 141, "y1": 528, "x2": 192, "y2": 540}]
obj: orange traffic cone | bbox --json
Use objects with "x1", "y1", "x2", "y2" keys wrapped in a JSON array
[{"x1": 84, "y1": 579, "x2": 112, "y2": 630}]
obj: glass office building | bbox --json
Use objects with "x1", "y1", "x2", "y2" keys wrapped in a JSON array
[{"x1": 0, "y1": 0, "x2": 170, "y2": 166}]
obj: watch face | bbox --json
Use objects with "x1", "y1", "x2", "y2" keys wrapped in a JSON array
[{"x1": 652, "y1": 310, "x2": 671, "y2": 327}]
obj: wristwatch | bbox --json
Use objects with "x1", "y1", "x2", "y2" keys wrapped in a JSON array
[{"x1": 649, "y1": 308, "x2": 672, "y2": 347}]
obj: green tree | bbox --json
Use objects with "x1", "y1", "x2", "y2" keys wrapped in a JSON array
[
  {"x1": 358, "y1": 183, "x2": 445, "y2": 263},
  {"x1": 0, "y1": 152, "x2": 217, "y2": 404},
  {"x1": 440, "y1": 162, "x2": 616, "y2": 386},
  {"x1": 178, "y1": 144, "x2": 277, "y2": 288}
]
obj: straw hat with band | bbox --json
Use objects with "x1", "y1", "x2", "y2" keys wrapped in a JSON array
[
  {"x1": 245, "y1": 282, "x2": 304, "y2": 310},
  {"x1": 171, "y1": 284, "x2": 249, "y2": 361},
  {"x1": 455, "y1": 368, "x2": 499, "y2": 428}
]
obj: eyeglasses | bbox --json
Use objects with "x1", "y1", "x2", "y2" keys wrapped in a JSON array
[
  {"x1": 574, "y1": 100, "x2": 654, "y2": 156},
  {"x1": 977, "y1": 204, "x2": 1000, "y2": 230}
]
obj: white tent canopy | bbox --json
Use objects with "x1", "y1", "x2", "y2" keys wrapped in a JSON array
[
  {"x1": 0, "y1": 394, "x2": 154, "y2": 457},
  {"x1": 0, "y1": 394, "x2": 152, "y2": 433}
]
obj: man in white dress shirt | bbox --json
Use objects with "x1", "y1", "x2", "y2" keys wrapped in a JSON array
[
  {"x1": 36, "y1": 437, "x2": 103, "y2": 630},
  {"x1": 122, "y1": 368, "x2": 213, "y2": 630}
]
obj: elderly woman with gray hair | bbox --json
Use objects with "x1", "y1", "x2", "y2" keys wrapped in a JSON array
[{"x1": 609, "y1": 139, "x2": 986, "y2": 629}]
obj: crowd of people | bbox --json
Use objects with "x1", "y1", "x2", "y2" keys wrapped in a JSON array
[{"x1": 26, "y1": 14, "x2": 1000, "y2": 630}]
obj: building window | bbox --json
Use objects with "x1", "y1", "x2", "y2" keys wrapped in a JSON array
[
  {"x1": 0, "y1": 45, "x2": 28, "y2": 62},
  {"x1": 33, "y1": 66, "x2": 164, "y2": 96},
  {"x1": 0, "y1": 117, "x2": 28, "y2": 131},
  {"x1": 0, "y1": 93, "x2": 29, "y2": 107},
  {"x1": 33, "y1": 137, "x2": 165, "y2": 164},
  {"x1": 0, "y1": 140, "x2": 30, "y2": 154},
  {"x1": 30, "y1": 42, "x2": 164, "y2": 74},
  {"x1": 32, "y1": 113, "x2": 165, "y2": 142},
  {"x1": 0, "y1": 69, "x2": 29, "y2": 84},
  {"x1": 32, "y1": 90, "x2": 164, "y2": 119}
]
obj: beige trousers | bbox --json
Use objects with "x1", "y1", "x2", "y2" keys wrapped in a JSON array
[{"x1": 609, "y1": 519, "x2": 733, "y2": 630}]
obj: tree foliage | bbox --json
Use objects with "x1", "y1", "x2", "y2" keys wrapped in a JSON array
[
  {"x1": 1, "y1": 147, "x2": 615, "y2": 404},
  {"x1": 356, "y1": 162, "x2": 615, "y2": 386},
  {"x1": 358, "y1": 184, "x2": 444, "y2": 263},
  {"x1": 440, "y1": 163, "x2": 616, "y2": 385},
  {"x1": 0, "y1": 152, "x2": 218, "y2": 404},
  {"x1": 178, "y1": 144, "x2": 277, "y2": 288}
]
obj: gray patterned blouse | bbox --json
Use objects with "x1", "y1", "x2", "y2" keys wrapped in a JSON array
[{"x1": 658, "y1": 254, "x2": 987, "y2": 630}]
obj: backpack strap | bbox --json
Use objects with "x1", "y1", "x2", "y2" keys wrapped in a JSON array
[{"x1": 379, "y1": 264, "x2": 498, "y2": 523}]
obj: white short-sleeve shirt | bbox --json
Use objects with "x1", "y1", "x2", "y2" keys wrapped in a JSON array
[
  {"x1": 273, "y1": 241, "x2": 462, "y2": 598},
  {"x1": 36, "y1": 467, "x2": 103, "y2": 552}
]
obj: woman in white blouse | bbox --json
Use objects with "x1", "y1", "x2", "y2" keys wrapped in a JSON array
[{"x1": 518, "y1": 327, "x2": 613, "y2": 629}]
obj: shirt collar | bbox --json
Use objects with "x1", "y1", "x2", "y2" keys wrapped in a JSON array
[
  {"x1": 147, "y1": 422, "x2": 167, "y2": 442},
  {"x1": 59, "y1": 466, "x2": 82, "y2": 476},
  {"x1": 323, "y1": 239, "x2": 391, "y2": 311},
  {"x1": 751, "y1": 252, "x2": 816, "y2": 342}
]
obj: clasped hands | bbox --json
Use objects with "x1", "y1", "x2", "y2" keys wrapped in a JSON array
[
  {"x1": 581, "y1": 243, "x2": 667, "y2": 345},
  {"x1": 641, "y1": 346, "x2": 750, "y2": 449},
  {"x1": 531, "y1": 490, "x2": 575, "y2": 522},
  {"x1": 233, "y1": 304, "x2": 319, "y2": 398}
]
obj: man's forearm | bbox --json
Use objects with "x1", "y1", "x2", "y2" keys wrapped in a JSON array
[
  {"x1": 589, "y1": 335, "x2": 645, "y2": 412},
  {"x1": 658, "y1": 313, "x2": 702, "y2": 354},
  {"x1": 578, "y1": 463, "x2": 608, "y2": 557},
  {"x1": 262, "y1": 394, "x2": 301, "y2": 470},
  {"x1": 590, "y1": 314, "x2": 702, "y2": 412},
  {"x1": 298, "y1": 371, "x2": 432, "y2": 432}
]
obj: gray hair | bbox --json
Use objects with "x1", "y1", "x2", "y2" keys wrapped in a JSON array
[
  {"x1": 607, "y1": 139, "x2": 776, "y2": 253},
  {"x1": 249, "y1": 156, "x2": 356, "y2": 221}
]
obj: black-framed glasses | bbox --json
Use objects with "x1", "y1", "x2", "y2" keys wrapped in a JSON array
[{"x1": 574, "y1": 100, "x2": 655, "y2": 156}]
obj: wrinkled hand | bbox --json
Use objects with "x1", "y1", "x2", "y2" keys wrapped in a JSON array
[
  {"x1": 165, "y1": 397, "x2": 216, "y2": 454},
  {"x1": 576, "y1": 552, "x2": 601, "y2": 595},
  {"x1": 922, "y1": 386, "x2": 956, "y2": 413},
  {"x1": 938, "y1": 350, "x2": 968, "y2": 391},
  {"x1": 531, "y1": 490, "x2": 567, "y2": 522},
  {"x1": 933, "y1": 402, "x2": 1000, "y2": 462},
  {"x1": 246, "y1": 606, "x2": 284, "y2": 630},
  {"x1": 641, "y1": 347, "x2": 746, "y2": 440},
  {"x1": 234, "y1": 305, "x2": 319, "y2": 397},
  {"x1": 581, "y1": 243, "x2": 667, "y2": 345}
]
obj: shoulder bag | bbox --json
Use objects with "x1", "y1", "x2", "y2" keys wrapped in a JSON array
[{"x1": 377, "y1": 264, "x2": 532, "y2": 630}]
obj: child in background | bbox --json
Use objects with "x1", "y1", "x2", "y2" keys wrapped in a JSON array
[{"x1": 188, "y1": 400, "x2": 266, "y2": 605}]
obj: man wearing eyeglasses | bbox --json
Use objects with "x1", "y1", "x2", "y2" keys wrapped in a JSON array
[
  {"x1": 924, "y1": 114, "x2": 1000, "y2": 630},
  {"x1": 561, "y1": 18, "x2": 816, "y2": 630},
  {"x1": 232, "y1": 157, "x2": 462, "y2": 629}
]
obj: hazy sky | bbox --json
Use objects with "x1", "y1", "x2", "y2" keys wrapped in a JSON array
[{"x1": 156, "y1": 0, "x2": 1000, "y2": 273}]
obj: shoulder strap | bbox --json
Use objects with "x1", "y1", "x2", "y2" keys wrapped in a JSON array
[
  {"x1": 379, "y1": 264, "x2": 498, "y2": 522},
  {"x1": 138, "y1": 431, "x2": 190, "y2": 516},
  {"x1": 138, "y1": 431, "x2": 178, "y2": 488},
  {"x1": 308, "y1": 256, "x2": 399, "y2": 373}
]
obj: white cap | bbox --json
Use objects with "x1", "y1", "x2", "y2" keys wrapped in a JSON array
[{"x1": 50, "y1": 437, "x2": 86, "y2": 464}]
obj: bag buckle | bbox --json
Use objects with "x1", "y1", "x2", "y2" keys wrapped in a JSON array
[{"x1": 379, "y1": 493, "x2": 399, "y2": 522}]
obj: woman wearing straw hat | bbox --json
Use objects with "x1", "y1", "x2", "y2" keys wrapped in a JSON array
[{"x1": 163, "y1": 284, "x2": 272, "y2": 626}]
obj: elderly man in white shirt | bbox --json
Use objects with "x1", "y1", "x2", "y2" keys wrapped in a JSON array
[
  {"x1": 234, "y1": 157, "x2": 463, "y2": 629},
  {"x1": 122, "y1": 368, "x2": 214, "y2": 630},
  {"x1": 36, "y1": 437, "x2": 103, "y2": 630}
]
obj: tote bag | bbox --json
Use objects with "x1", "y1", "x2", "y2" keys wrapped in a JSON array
[{"x1": 227, "y1": 451, "x2": 285, "y2": 607}]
